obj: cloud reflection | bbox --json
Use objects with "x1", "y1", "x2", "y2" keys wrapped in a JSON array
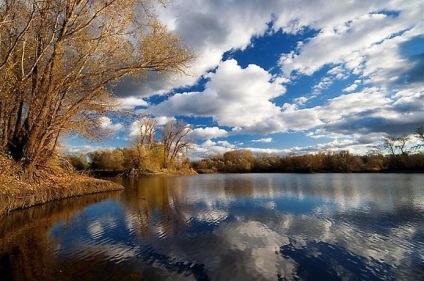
[{"x1": 2, "y1": 174, "x2": 423, "y2": 280}]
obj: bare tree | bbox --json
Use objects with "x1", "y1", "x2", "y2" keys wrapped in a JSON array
[
  {"x1": 395, "y1": 135, "x2": 409, "y2": 155},
  {"x1": 0, "y1": 0, "x2": 192, "y2": 174},
  {"x1": 383, "y1": 135, "x2": 410, "y2": 156},
  {"x1": 132, "y1": 116, "x2": 157, "y2": 168},
  {"x1": 138, "y1": 116, "x2": 157, "y2": 151},
  {"x1": 160, "y1": 120, "x2": 191, "y2": 168},
  {"x1": 383, "y1": 136, "x2": 397, "y2": 156},
  {"x1": 414, "y1": 126, "x2": 424, "y2": 150}
]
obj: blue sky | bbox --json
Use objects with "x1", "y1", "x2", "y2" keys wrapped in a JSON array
[{"x1": 64, "y1": 0, "x2": 424, "y2": 159}]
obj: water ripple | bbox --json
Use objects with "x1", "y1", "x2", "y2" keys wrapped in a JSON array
[{"x1": 2, "y1": 173, "x2": 424, "y2": 280}]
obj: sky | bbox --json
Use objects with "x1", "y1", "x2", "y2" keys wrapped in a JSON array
[{"x1": 64, "y1": 0, "x2": 424, "y2": 159}]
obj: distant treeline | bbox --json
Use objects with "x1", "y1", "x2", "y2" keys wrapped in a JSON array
[
  {"x1": 66, "y1": 125, "x2": 424, "y2": 174},
  {"x1": 191, "y1": 150, "x2": 424, "y2": 173},
  {"x1": 193, "y1": 127, "x2": 424, "y2": 173}
]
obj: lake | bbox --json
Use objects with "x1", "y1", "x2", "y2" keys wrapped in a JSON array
[{"x1": 1, "y1": 173, "x2": 423, "y2": 280}]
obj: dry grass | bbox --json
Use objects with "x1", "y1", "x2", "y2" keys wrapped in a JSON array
[{"x1": 0, "y1": 155, "x2": 123, "y2": 216}]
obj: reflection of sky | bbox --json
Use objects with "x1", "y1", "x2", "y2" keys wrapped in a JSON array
[{"x1": 48, "y1": 174, "x2": 424, "y2": 280}]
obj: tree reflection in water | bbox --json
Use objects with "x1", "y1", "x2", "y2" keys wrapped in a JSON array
[
  {"x1": 118, "y1": 177, "x2": 194, "y2": 238},
  {"x1": 0, "y1": 174, "x2": 423, "y2": 280},
  {"x1": 0, "y1": 192, "x2": 121, "y2": 280}
]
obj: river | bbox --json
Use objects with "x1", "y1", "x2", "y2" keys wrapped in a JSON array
[{"x1": 1, "y1": 173, "x2": 423, "y2": 280}]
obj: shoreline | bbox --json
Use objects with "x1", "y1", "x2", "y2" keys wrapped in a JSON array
[
  {"x1": 196, "y1": 169, "x2": 424, "y2": 174},
  {"x1": 0, "y1": 175, "x2": 124, "y2": 216},
  {"x1": 0, "y1": 164, "x2": 196, "y2": 216},
  {"x1": 94, "y1": 167, "x2": 198, "y2": 177},
  {"x1": 2, "y1": 167, "x2": 420, "y2": 216}
]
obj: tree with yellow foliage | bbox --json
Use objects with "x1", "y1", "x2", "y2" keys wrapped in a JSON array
[{"x1": 0, "y1": 0, "x2": 192, "y2": 175}]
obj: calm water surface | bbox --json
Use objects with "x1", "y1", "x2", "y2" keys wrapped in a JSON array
[{"x1": 1, "y1": 174, "x2": 424, "y2": 280}]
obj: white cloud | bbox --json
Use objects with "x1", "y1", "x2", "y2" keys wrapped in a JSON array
[
  {"x1": 343, "y1": 84, "x2": 358, "y2": 93},
  {"x1": 256, "y1": 107, "x2": 323, "y2": 134},
  {"x1": 124, "y1": 0, "x2": 424, "y2": 100},
  {"x1": 279, "y1": 2, "x2": 424, "y2": 88},
  {"x1": 294, "y1": 96, "x2": 309, "y2": 105},
  {"x1": 251, "y1": 138, "x2": 273, "y2": 143},
  {"x1": 152, "y1": 1, "x2": 422, "y2": 143},
  {"x1": 157, "y1": 0, "x2": 274, "y2": 76},
  {"x1": 61, "y1": 144, "x2": 115, "y2": 154},
  {"x1": 312, "y1": 77, "x2": 334, "y2": 95},
  {"x1": 70, "y1": 1, "x2": 424, "y2": 155},
  {"x1": 154, "y1": 116, "x2": 176, "y2": 126},
  {"x1": 343, "y1": 81, "x2": 360, "y2": 93},
  {"x1": 281, "y1": 13, "x2": 399, "y2": 76},
  {"x1": 189, "y1": 139, "x2": 237, "y2": 160},
  {"x1": 160, "y1": 0, "x2": 412, "y2": 81},
  {"x1": 246, "y1": 147, "x2": 291, "y2": 155},
  {"x1": 128, "y1": 116, "x2": 178, "y2": 138},
  {"x1": 152, "y1": 59, "x2": 286, "y2": 129},
  {"x1": 129, "y1": 121, "x2": 141, "y2": 137},
  {"x1": 116, "y1": 97, "x2": 148, "y2": 109},
  {"x1": 327, "y1": 66, "x2": 348, "y2": 79},
  {"x1": 189, "y1": 139, "x2": 293, "y2": 159},
  {"x1": 99, "y1": 117, "x2": 123, "y2": 131},
  {"x1": 154, "y1": 74, "x2": 420, "y2": 153},
  {"x1": 237, "y1": 86, "x2": 395, "y2": 137},
  {"x1": 189, "y1": 127, "x2": 228, "y2": 140},
  {"x1": 361, "y1": 28, "x2": 424, "y2": 87},
  {"x1": 321, "y1": 88, "x2": 391, "y2": 122},
  {"x1": 128, "y1": 0, "x2": 279, "y2": 98},
  {"x1": 153, "y1": 1, "x2": 366, "y2": 92}
]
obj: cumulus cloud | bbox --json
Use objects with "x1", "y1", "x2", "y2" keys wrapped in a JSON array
[
  {"x1": 294, "y1": 96, "x2": 309, "y2": 105},
  {"x1": 159, "y1": 0, "x2": 417, "y2": 81},
  {"x1": 67, "y1": 1, "x2": 424, "y2": 156},
  {"x1": 189, "y1": 139, "x2": 237, "y2": 160},
  {"x1": 343, "y1": 80, "x2": 361, "y2": 93},
  {"x1": 256, "y1": 87, "x2": 399, "y2": 137},
  {"x1": 122, "y1": 1, "x2": 423, "y2": 98},
  {"x1": 153, "y1": 1, "x2": 422, "y2": 134},
  {"x1": 124, "y1": 0, "x2": 279, "y2": 98},
  {"x1": 189, "y1": 127, "x2": 228, "y2": 140},
  {"x1": 128, "y1": 116, "x2": 176, "y2": 137},
  {"x1": 282, "y1": 13, "x2": 399, "y2": 75},
  {"x1": 190, "y1": 137, "x2": 371, "y2": 159},
  {"x1": 99, "y1": 117, "x2": 123, "y2": 131},
  {"x1": 239, "y1": 83, "x2": 421, "y2": 141},
  {"x1": 116, "y1": 97, "x2": 148, "y2": 109},
  {"x1": 129, "y1": 121, "x2": 141, "y2": 137},
  {"x1": 144, "y1": 1, "x2": 392, "y2": 95},
  {"x1": 152, "y1": 59, "x2": 286, "y2": 128},
  {"x1": 278, "y1": 3, "x2": 424, "y2": 113},
  {"x1": 157, "y1": 0, "x2": 274, "y2": 74},
  {"x1": 154, "y1": 116, "x2": 176, "y2": 126}
]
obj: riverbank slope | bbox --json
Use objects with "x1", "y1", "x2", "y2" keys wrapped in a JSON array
[
  {"x1": 0, "y1": 174, "x2": 124, "y2": 216},
  {"x1": 0, "y1": 156, "x2": 123, "y2": 216}
]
